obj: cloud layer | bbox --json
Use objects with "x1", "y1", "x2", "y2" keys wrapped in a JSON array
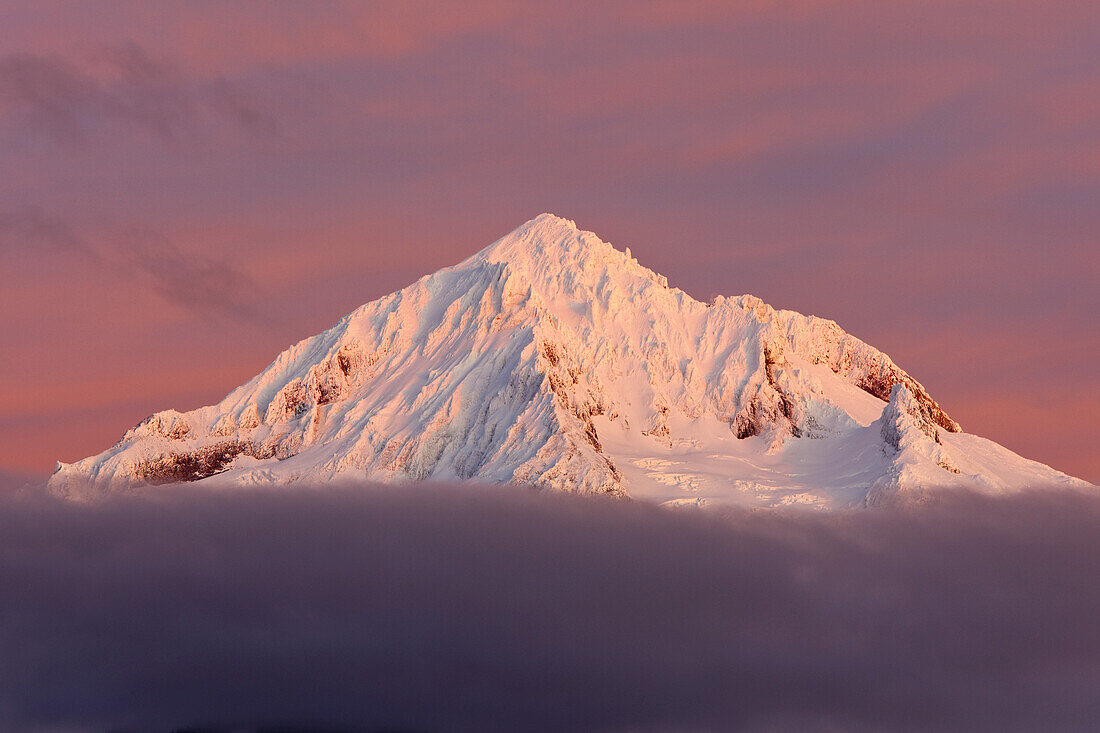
[{"x1": 1, "y1": 482, "x2": 1098, "y2": 732}]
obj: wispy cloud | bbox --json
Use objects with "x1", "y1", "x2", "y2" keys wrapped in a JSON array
[
  {"x1": 0, "y1": 206, "x2": 259, "y2": 320},
  {"x1": 118, "y1": 229, "x2": 261, "y2": 319},
  {"x1": 0, "y1": 43, "x2": 275, "y2": 145},
  {"x1": 0, "y1": 206, "x2": 98, "y2": 259}
]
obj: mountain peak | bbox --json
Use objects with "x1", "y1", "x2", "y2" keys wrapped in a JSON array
[
  {"x1": 481, "y1": 213, "x2": 580, "y2": 254},
  {"x1": 469, "y1": 213, "x2": 671, "y2": 296},
  {"x1": 48, "y1": 215, "x2": 1091, "y2": 505},
  {"x1": 523, "y1": 212, "x2": 581, "y2": 234},
  {"x1": 474, "y1": 213, "x2": 608, "y2": 266}
]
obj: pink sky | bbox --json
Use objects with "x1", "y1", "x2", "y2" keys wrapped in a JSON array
[{"x1": 1, "y1": 1, "x2": 1097, "y2": 483}]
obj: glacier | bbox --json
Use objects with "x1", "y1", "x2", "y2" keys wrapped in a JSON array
[{"x1": 49, "y1": 214, "x2": 1092, "y2": 507}]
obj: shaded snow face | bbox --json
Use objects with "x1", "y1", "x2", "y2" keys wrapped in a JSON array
[{"x1": 2, "y1": 483, "x2": 1099, "y2": 732}]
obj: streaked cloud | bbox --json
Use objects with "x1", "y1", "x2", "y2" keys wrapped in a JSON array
[
  {"x1": 0, "y1": 206, "x2": 98, "y2": 259},
  {"x1": 0, "y1": 2, "x2": 1096, "y2": 481},
  {"x1": 0, "y1": 43, "x2": 274, "y2": 145},
  {"x1": 0, "y1": 206, "x2": 259, "y2": 319}
]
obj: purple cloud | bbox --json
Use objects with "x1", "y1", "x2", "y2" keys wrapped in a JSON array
[{"x1": 0, "y1": 483, "x2": 1098, "y2": 731}]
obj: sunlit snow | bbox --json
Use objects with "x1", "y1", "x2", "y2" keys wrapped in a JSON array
[{"x1": 49, "y1": 214, "x2": 1092, "y2": 506}]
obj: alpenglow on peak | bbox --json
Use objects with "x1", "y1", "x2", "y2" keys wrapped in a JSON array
[
  {"x1": 50, "y1": 215, "x2": 1091, "y2": 507},
  {"x1": 470, "y1": 213, "x2": 672, "y2": 289}
]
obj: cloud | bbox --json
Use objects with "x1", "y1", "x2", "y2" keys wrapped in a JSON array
[
  {"x1": 0, "y1": 44, "x2": 274, "y2": 145},
  {"x1": 117, "y1": 229, "x2": 262, "y2": 320},
  {"x1": 0, "y1": 2, "x2": 1097, "y2": 485},
  {"x1": 0, "y1": 206, "x2": 260, "y2": 320},
  {"x1": 0, "y1": 483, "x2": 1097, "y2": 732},
  {"x1": 0, "y1": 469, "x2": 42, "y2": 497},
  {"x1": 0, "y1": 206, "x2": 98, "y2": 259},
  {"x1": 0, "y1": 52, "x2": 98, "y2": 142}
]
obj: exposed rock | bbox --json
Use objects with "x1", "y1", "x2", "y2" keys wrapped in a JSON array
[
  {"x1": 859, "y1": 371, "x2": 960, "y2": 433},
  {"x1": 265, "y1": 379, "x2": 309, "y2": 423},
  {"x1": 135, "y1": 411, "x2": 192, "y2": 441},
  {"x1": 238, "y1": 405, "x2": 261, "y2": 430},
  {"x1": 882, "y1": 383, "x2": 941, "y2": 450},
  {"x1": 133, "y1": 440, "x2": 277, "y2": 484}
]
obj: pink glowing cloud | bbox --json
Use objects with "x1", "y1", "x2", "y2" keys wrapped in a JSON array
[{"x1": 0, "y1": 1, "x2": 1096, "y2": 481}]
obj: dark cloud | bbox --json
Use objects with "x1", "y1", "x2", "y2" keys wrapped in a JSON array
[
  {"x1": 0, "y1": 44, "x2": 274, "y2": 145},
  {"x1": 0, "y1": 52, "x2": 98, "y2": 142},
  {"x1": 0, "y1": 206, "x2": 98, "y2": 259},
  {"x1": 117, "y1": 229, "x2": 262, "y2": 320},
  {"x1": 0, "y1": 206, "x2": 259, "y2": 320},
  {"x1": 0, "y1": 483, "x2": 1097, "y2": 732}
]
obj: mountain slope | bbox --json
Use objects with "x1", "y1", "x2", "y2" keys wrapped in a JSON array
[{"x1": 49, "y1": 214, "x2": 1091, "y2": 507}]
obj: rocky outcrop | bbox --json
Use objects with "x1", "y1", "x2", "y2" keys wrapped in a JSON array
[
  {"x1": 132, "y1": 440, "x2": 277, "y2": 484},
  {"x1": 128, "y1": 410, "x2": 193, "y2": 441},
  {"x1": 880, "y1": 383, "x2": 961, "y2": 476},
  {"x1": 732, "y1": 339, "x2": 802, "y2": 441},
  {"x1": 538, "y1": 339, "x2": 623, "y2": 493},
  {"x1": 881, "y1": 383, "x2": 942, "y2": 450},
  {"x1": 739, "y1": 295, "x2": 961, "y2": 434}
]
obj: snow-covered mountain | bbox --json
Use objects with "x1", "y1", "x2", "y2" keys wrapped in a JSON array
[{"x1": 49, "y1": 214, "x2": 1091, "y2": 507}]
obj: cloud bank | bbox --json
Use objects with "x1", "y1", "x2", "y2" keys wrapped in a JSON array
[{"x1": 1, "y1": 483, "x2": 1098, "y2": 732}]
